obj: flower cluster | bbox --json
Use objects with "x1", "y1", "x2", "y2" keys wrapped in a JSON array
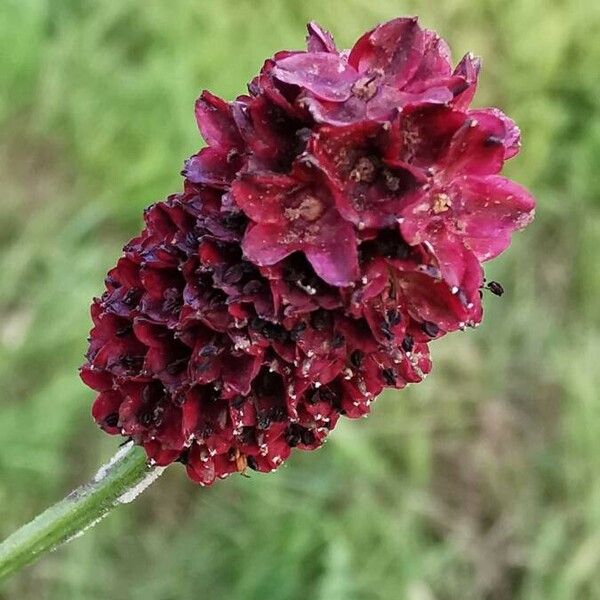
[{"x1": 81, "y1": 18, "x2": 535, "y2": 485}]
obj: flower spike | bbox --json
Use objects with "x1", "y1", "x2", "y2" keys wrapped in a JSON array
[{"x1": 81, "y1": 18, "x2": 534, "y2": 485}]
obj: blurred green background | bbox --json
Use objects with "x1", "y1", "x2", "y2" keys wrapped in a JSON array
[{"x1": 1, "y1": 0, "x2": 599, "y2": 598}]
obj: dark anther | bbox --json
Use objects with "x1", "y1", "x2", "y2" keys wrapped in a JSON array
[
  {"x1": 172, "y1": 392, "x2": 186, "y2": 407},
  {"x1": 450, "y1": 79, "x2": 469, "y2": 96},
  {"x1": 184, "y1": 231, "x2": 198, "y2": 249},
  {"x1": 104, "y1": 275, "x2": 120, "y2": 289},
  {"x1": 310, "y1": 310, "x2": 331, "y2": 331},
  {"x1": 206, "y1": 289, "x2": 226, "y2": 308},
  {"x1": 199, "y1": 424, "x2": 213, "y2": 438},
  {"x1": 123, "y1": 288, "x2": 141, "y2": 307},
  {"x1": 310, "y1": 385, "x2": 339, "y2": 406},
  {"x1": 307, "y1": 388, "x2": 320, "y2": 404},
  {"x1": 176, "y1": 449, "x2": 190, "y2": 465},
  {"x1": 139, "y1": 411, "x2": 155, "y2": 427},
  {"x1": 380, "y1": 322, "x2": 393, "y2": 340},
  {"x1": 300, "y1": 428, "x2": 316, "y2": 446},
  {"x1": 221, "y1": 211, "x2": 246, "y2": 231},
  {"x1": 142, "y1": 381, "x2": 166, "y2": 405},
  {"x1": 386, "y1": 309, "x2": 402, "y2": 326},
  {"x1": 282, "y1": 254, "x2": 323, "y2": 295},
  {"x1": 270, "y1": 406, "x2": 287, "y2": 422},
  {"x1": 421, "y1": 321, "x2": 440, "y2": 337},
  {"x1": 237, "y1": 426, "x2": 255, "y2": 445},
  {"x1": 251, "y1": 317, "x2": 286, "y2": 341},
  {"x1": 162, "y1": 288, "x2": 182, "y2": 314},
  {"x1": 247, "y1": 456, "x2": 259, "y2": 471},
  {"x1": 153, "y1": 406, "x2": 165, "y2": 427},
  {"x1": 401, "y1": 334, "x2": 414, "y2": 353},
  {"x1": 308, "y1": 384, "x2": 341, "y2": 409},
  {"x1": 165, "y1": 357, "x2": 188, "y2": 375},
  {"x1": 242, "y1": 280, "x2": 263, "y2": 295},
  {"x1": 381, "y1": 368, "x2": 396, "y2": 385},
  {"x1": 331, "y1": 332, "x2": 345, "y2": 348},
  {"x1": 105, "y1": 413, "x2": 119, "y2": 428},
  {"x1": 487, "y1": 281, "x2": 505, "y2": 296},
  {"x1": 250, "y1": 316, "x2": 264, "y2": 331},
  {"x1": 256, "y1": 411, "x2": 271, "y2": 430},
  {"x1": 121, "y1": 355, "x2": 144, "y2": 371},
  {"x1": 289, "y1": 321, "x2": 307, "y2": 341},
  {"x1": 317, "y1": 386, "x2": 338, "y2": 405},
  {"x1": 115, "y1": 324, "x2": 133, "y2": 338},
  {"x1": 231, "y1": 395, "x2": 245, "y2": 409},
  {"x1": 350, "y1": 350, "x2": 364, "y2": 369},
  {"x1": 484, "y1": 135, "x2": 503, "y2": 147},
  {"x1": 382, "y1": 169, "x2": 401, "y2": 192},
  {"x1": 222, "y1": 264, "x2": 245, "y2": 285},
  {"x1": 285, "y1": 425, "x2": 302, "y2": 448},
  {"x1": 373, "y1": 229, "x2": 411, "y2": 260},
  {"x1": 295, "y1": 127, "x2": 312, "y2": 145},
  {"x1": 199, "y1": 344, "x2": 218, "y2": 357},
  {"x1": 254, "y1": 371, "x2": 280, "y2": 397},
  {"x1": 283, "y1": 265, "x2": 302, "y2": 283}
]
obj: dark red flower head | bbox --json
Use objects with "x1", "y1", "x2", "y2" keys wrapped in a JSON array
[{"x1": 81, "y1": 18, "x2": 535, "y2": 485}]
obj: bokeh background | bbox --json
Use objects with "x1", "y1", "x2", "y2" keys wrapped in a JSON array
[{"x1": 1, "y1": 1, "x2": 599, "y2": 598}]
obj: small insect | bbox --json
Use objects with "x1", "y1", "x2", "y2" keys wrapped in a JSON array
[{"x1": 487, "y1": 281, "x2": 505, "y2": 296}]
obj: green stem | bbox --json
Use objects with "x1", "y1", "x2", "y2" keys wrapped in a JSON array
[{"x1": 0, "y1": 442, "x2": 163, "y2": 582}]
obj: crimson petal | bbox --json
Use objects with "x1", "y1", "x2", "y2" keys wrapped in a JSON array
[
  {"x1": 348, "y1": 17, "x2": 425, "y2": 87},
  {"x1": 183, "y1": 147, "x2": 240, "y2": 188},
  {"x1": 272, "y1": 52, "x2": 358, "y2": 102},
  {"x1": 306, "y1": 22, "x2": 337, "y2": 53},
  {"x1": 195, "y1": 91, "x2": 242, "y2": 150},
  {"x1": 452, "y1": 175, "x2": 536, "y2": 261}
]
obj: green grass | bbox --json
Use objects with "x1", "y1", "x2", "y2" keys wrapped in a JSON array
[{"x1": 1, "y1": 0, "x2": 599, "y2": 598}]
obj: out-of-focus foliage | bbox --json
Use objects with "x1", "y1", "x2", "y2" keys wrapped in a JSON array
[{"x1": 0, "y1": 1, "x2": 599, "y2": 598}]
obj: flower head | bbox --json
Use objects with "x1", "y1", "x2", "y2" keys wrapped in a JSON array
[{"x1": 81, "y1": 18, "x2": 534, "y2": 485}]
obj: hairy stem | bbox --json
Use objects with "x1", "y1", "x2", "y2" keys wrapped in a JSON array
[{"x1": 0, "y1": 442, "x2": 163, "y2": 582}]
